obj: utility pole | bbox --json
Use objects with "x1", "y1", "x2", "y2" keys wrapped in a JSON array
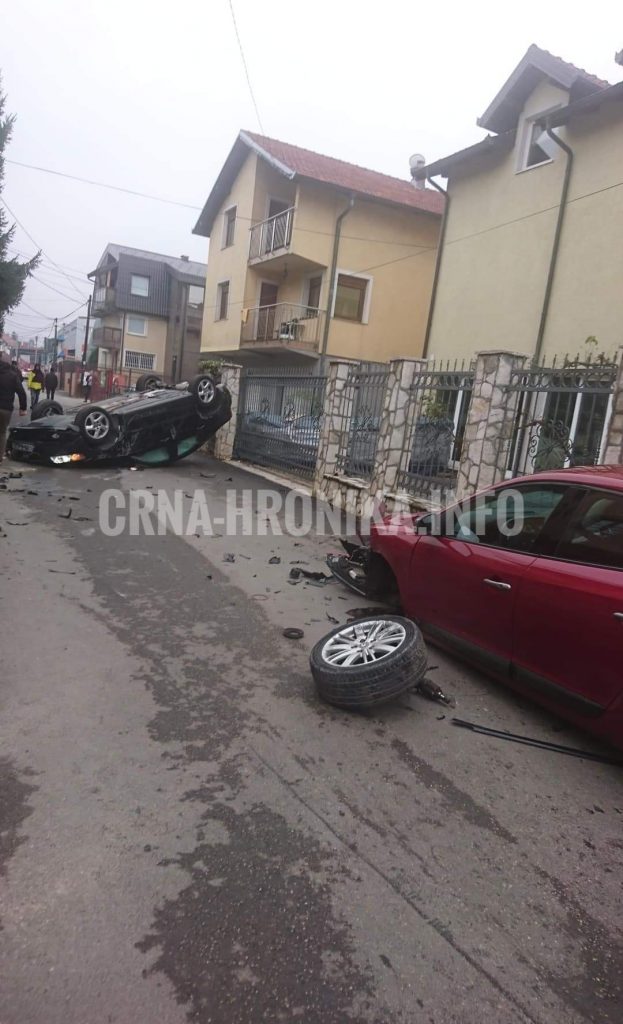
[
  {"x1": 81, "y1": 295, "x2": 92, "y2": 376},
  {"x1": 53, "y1": 318, "x2": 58, "y2": 367}
]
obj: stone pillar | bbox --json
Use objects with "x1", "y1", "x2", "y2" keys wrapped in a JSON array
[
  {"x1": 213, "y1": 362, "x2": 241, "y2": 461},
  {"x1": 369, "y1": 359, "x2": 426, "y2": 501},
  {"x1": 456, "y1": 350, "x2": 527, "y2": 499},
  {"x1": 314, "y1": 359, "x2": 354, "y2": 490},
  {"x1": 603, "y1": 347, "x2": 623, "y2": 465}
]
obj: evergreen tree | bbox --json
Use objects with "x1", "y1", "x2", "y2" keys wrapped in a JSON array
[{"x1": 0, "y1": 74, "x2": 40, "y2": 334}]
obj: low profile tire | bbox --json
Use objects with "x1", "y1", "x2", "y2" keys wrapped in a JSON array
[
  {"x1": 189, "y1": 374, "x2": 217, "y2": 414},
  {"x1": 31, "y1": 399, "x2": 64, "y2": 420},
  {"x1": 310, "y1": 615, "x2": 427, "y2": 709},
  {"x1": 75, "y1": 405, "x2": 117, "y2": 447},
  {"x1": 135, "y1": 373, "x2": 165, "y2": 392}
]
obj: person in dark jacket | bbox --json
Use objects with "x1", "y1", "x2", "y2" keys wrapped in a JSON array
[
  {"x1": 0, "y1": 357, "x2": 27, "y2": 462},
  {"x1": 45, "y1": 367, "x2": 58, "y2": 401}
]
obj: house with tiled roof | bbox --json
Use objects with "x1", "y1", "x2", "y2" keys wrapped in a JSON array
[
  {"x1": 414, "y1": 44, "x2": 623, "y2": 365},
  {"x1": 193, "y1": 132, "x2": 444, "y2": 366}
]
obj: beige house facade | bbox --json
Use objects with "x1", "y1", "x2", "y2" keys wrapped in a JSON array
[
  {"x1": 417, "y1": 45, "x2": 623, "y2": 365},
  {"x1": 193, "y1": 132, "x2": 444, "y2": 366}
]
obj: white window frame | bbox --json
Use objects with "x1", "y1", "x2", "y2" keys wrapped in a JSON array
[
  {"x1": 222, "y1": 206, "x2": 237, "y2": 249},
  {"x1": 331, "y1": 269, "x2": 373, "y2": 325},
  {"x1": 215, "y1": 280, "x2": 230, "y2": 321},
  {"x1": 516, "y1": 108, "x2": 562, "y2": 174},
  {"x1": 124, "y1": 350, "x2": 155, "y2": 371},
  {"x1": 130, "y1": 274, "x2": 150, "y2": 297},
  {"x1": 127, "y1": 315, "x2": 147, "y2": 336}
]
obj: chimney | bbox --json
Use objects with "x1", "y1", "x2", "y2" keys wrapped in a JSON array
[
  {"x1": 409, "y1": 153, "x2": 426, "y2": 189},
  {"x1": 180, "y1": 254, "x2": 189, "y2": 262}
]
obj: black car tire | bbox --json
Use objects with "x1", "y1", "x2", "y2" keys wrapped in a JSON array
[
  {"x1": 135, "y1": 374, "x2": 165, "y2": 392},
  {"x1": 189, "y1": 374, "x2": 217, "y2": 414},
  {"x1": 310, "y1": 615, "x2": 426, "y2": 709},
  {"x1": 75, "y1": 405, "x2": 118, "y2": 448},
  {"x1": 31, "y1": 399, "x2": 64, "y2": 420}
]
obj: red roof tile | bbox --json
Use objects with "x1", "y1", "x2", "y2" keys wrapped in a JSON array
[{"x1": 243, "y1": 131, "x2": 445, "y2": 216}]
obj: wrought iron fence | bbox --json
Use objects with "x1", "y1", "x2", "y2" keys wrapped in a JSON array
[
  {"x1": 335, "y1": 363, "x2": 389, "y2": 479},
  {"x1": 396, "y1": 360, "x2": 474, "y2": 502},
  {"x1": 501, "y1": 354, "x2": 617, "y2": 477},
  {"x1": 234, "y1": 367, "x2": 327, "y2": 480}
]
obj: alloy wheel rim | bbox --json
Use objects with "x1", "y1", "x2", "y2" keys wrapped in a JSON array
[
  {"x1": 198, "y1": 379, "x2": 215, "y2": 404},
  {"x1": 321, "y1": 619, "x2": 406, "y2": 667},
  {"x1": 84, "y1": 411, "x2": 109, "y2": 440}
]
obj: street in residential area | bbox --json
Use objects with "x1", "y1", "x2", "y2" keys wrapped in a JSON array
[{"x1": 1, "y1": 440, "x2": 622, "y2": 1024}]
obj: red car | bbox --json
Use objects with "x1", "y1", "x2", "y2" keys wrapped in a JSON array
[{"x1": 365, "y1": 467, "x2": 623, "y2": 748}]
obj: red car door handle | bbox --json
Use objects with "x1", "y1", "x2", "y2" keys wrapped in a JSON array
[
  {"x1": 483, "y1": 578, "x2": 512, "y2": 591},
  {"x1": 614, "y1": 613, "x2": 623, "y2": 621}
]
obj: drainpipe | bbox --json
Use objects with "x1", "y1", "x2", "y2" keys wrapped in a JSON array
[
  {"x1": 533, "y1": 124, "x2": 574, "y2": 365},
  {"x1": 422, "y1": 176, "x2": 448, "y2": 359},
  {"x1": 319, "y1": 195, "x2": 355, "y2": 371}
]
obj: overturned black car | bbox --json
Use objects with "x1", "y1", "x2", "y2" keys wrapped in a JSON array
[{"x1": 7, "y1": 373, "x2": 231, "y2": 467}]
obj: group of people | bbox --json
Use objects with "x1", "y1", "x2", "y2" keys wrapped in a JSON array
[{"x1": 21, "y1": 364, "x2": 59, "y2": 408}]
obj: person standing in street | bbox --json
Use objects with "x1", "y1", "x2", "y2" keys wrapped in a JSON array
[
  {"x1": 27, "y1": 363, "x2": 45, "y2": 409},
  {"x1": 45, "y1": 366, "x2": 58, "y2": 401},
  {"x1": 83, "y1": 370, "x2": 93, "y2": 402},
  {"x1": 0, "y1": 356, "x2": 27, "y2": 462}
]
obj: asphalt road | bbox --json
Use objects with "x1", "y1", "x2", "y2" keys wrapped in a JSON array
[{"x1": 1, "y1": 449, "x2": 622, "y2": 1024}]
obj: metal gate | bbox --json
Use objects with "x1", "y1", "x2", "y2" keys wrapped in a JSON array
[
  {"x1": 234, "y1": 367, "x2": 327, "y2": 480},
  {"x1": 335, "y1": 364, "x2": 389, "y2": 479},
  {"x1": 501, "y1": 357, "x2": 617, "y2": 477},
  {"x1": 396, "y1": 360, "x2": 474, "y2": 501}
]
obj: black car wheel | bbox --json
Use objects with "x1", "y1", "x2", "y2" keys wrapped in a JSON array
[
  {"x1": 189, "y1": 374, "x2": 217, "y2": 413},
  {"x1": 31, "y1": 399, "x2": 64, "y2": 420},
  {"x1": 310, "y1": 615, "x2": 426, "y2": 709},
  {"x1": 135, "y1": 373, "x2": 165, "y2": 392},
  {"x1": 75, "y1": 406, "x2": 117, "y2": 447}
]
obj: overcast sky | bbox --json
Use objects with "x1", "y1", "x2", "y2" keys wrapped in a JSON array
[{"x1": 2, "y1": 0, "x2": 621, "y2": 342}]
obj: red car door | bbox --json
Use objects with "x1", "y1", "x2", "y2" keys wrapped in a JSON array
[
  {"x1": 405, "y1": 482, "x2": 574, "y2": 675},
  {"x1": 513, "y1": 487, "x2": 623, "y2": 714}
]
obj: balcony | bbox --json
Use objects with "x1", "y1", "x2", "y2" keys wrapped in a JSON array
[
  {"x1": 93, "y1": 286, "x2": 117, "y2": 314},
  {"x1": 240, "y1": 302, "x2": 323, "y2": 352},
  {"x1": 249, "y1": 207, "x2": 294, "y2": 263},
  {"x1": 92, "y1": 325, "x2": 122, "y2": 349}
]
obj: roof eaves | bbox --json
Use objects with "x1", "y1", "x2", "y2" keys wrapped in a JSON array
[
  {"x1": 238, "y1": 130, "x2": 296, "y2": 180},
  {"x1": 413, "y1": 131, "x2": 516, "y2": 181},
  {"x1": 542, "y1": 80, "x2": 623, "y2": 128}
]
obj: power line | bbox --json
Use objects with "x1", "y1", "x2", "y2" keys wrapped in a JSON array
[
  {"x1": 1, "y1": 197, "x2": 89, "y2": 302},
  {"x1": 31, "y1": 272, "x2": 89, "y2": 303},
  {"x1": 227, "y1": 0, "x2": 265, "y2": 134},
  {"x1": 6, "y1": 159, "x2": 202, "y2": 211}
]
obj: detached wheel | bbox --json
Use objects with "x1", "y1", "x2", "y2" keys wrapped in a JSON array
[
  {"x1": 310, "y1": 615, "x2": 426, "y2": 709},
  {"x1": 189, "y1": 374, "x2": 217, "y2": 414},
  {"x1": 31, "y1": 399, "x2": 64, "y2": 420},
  {"x1": 75, "y1": 405, "x2": 117, "y2": 447},
  {"x1": 135, "y1": 373, "x2": 165, "y2": 392}
]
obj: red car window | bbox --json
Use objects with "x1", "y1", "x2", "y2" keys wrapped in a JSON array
[
  {"x1": 447, "y1": 483, "x2": 570, "y2": 554},
  {"x1": 553, "y1": 489, "x2": 623, "y2": 571}
]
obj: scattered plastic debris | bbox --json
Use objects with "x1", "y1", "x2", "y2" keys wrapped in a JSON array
[
  {"x1": 223, "y1": 553, "x2": 235, "y2": 563},
  {"x1": 269, "y1": 556, "x2": 281, "y2": 564},
  {"x1": 58, "y1": 508, "x2": 72, "y2": 519}
]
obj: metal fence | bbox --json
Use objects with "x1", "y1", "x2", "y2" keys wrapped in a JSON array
[
  {"x1": 396, "y1": 360, "x2": 474, "y2": 502},
  {"x1": 501, "y1": 355, "x2": 617, "y2": 477},
  {"x1": 335, "y1": 363, "x2": 390, "y2": 479},
  {"x1": 234, "y1": 367, "x2": 327, "y2": 480}
]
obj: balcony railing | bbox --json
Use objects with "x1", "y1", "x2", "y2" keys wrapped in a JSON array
[
  {"x1": 249, "y1": 207, "x2": 294, "y2": 261},
  {"x1": 241, "y1": 302, "x2": 323, "y2": 350},
  {"x1": 93, "y1": 286, "x2": 116, "y2": 313},
  {"x1": 92, "y1": 325, "x2": 122, "y2": 349}
]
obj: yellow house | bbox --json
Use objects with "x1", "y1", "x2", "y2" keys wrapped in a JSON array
[
  {"x1": 193, "y1": 132, "x2": 444, "y2": 366},
  {"x1": 416, "y1": 45, "x2": 623, "y2": 364}
]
